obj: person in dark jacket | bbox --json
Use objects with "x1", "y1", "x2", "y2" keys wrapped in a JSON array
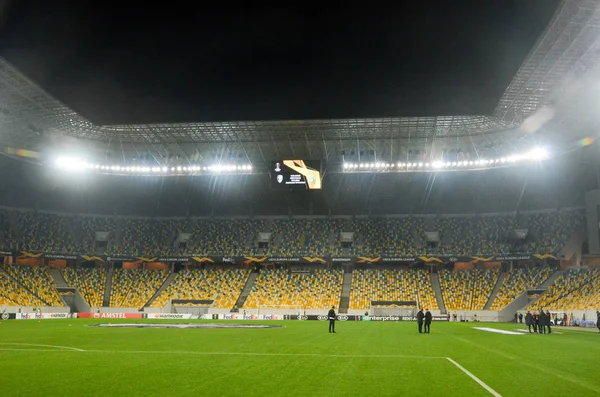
[
  {"x1": 424, "y1": 310, "x2": 432, "y2": 333},
  {"x1": 546, "y1": 310, "x2": 552, "y2": 334},
  {"x1": 596, "y1": 311, "x2": 600, "y2": 333},
  {"x1": 417, "y1": 309, "x2": 425, "y2": 333},
  {"x1": 525, "y1": 311, "x2": 534, "y2": 333},
  {"x1": 539, "y1": 310, "x2": 547, "y2": 334},
  {"x1": 533, "y1": 312, "x2": 539, "y2": 333},
  {"x1": 518, "y1": 313, "x2": 523, "y2": 324},
  {"x1": 328, "y1": 307, "x2": 336, "y2": 333}
]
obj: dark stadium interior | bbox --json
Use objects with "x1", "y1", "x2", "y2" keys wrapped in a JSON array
[{"x1": 0, "y1": 1, "x2": 559, "y2": 124}]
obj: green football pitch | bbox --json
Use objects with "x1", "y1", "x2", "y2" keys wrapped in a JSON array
[{"x1": 0, "y1": 319, "x2": 598, "y2": 396}]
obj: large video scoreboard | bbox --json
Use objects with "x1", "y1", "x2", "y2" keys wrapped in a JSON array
[{"x1": 270, "y1": 160, "x2": 322, "y2": 190}]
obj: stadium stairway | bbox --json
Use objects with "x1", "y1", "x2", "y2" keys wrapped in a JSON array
[
  {"x1": 113, "y1": 219, "x2": 124, "y2": 248},
  {"x1": 483, "y1": 272, "x2": 508, "y2": 310},
  {"x1": 524, "y1": 269, "x2": 565, "y2": 309},
  {"x1": 102, "y1": 268, "x2": 113, "y2": 307},
  {"x1": 272, "y1": 232, "x2": 284, "y2": 248},
  {"x1": 234, "y1": 272, "x2": 258, "y2": 309},
  {"x1": 144, "y1": 270, "x2": 176, "y2": 308},
  {"x1": 328, "y1": 230, "x2": 336, "y2": 247},
  {"x1": 430, "y1": 273, "x2": 446, "y2": 313},
  {"x1": 7, "y1": 210, "x2": 22, "y2": 240},
  {"x1": 71, "y1": 219, "x2": 83, "y2": 249},
  {"x1": 245, "y1": 231, "x2": 255, "y2": 247},
  {"x1": 338, "y1": 272, "x2": 352, "y2": 313},
  {"x1": 48, "y1": 269, "x2": 69, "y2": 288},
  {"x1": 540, "y1": 269, "x2": 564, "y2": 289}
]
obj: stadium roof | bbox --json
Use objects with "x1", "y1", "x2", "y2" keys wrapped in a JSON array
[
  {"x1": 0, "y1": 58, "x2": 518, "y2": 144},
  {"x1": 1, "y1": 0, "x2": 600, "y2": 162}
]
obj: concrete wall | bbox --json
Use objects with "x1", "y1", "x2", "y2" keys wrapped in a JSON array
[
  {"x1": 445, "y1": 310, "x2": 500, "y2": 322},
  {"x1": 498, "y1": 292, "x2": 529, "y2": 322},
  {"x1": 73, "y1": 290, "x2": 91, "y2": 312}
]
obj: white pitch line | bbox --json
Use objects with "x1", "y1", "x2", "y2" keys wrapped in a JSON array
[
  {"x1": 0, "y1": 346, "x2": 501, "y2": 394},
  {"x1": 85, "y1": 350, "x2": 446, "y2": 359},
  {"x1": 0, "y1": 348, "x2": 74, "y2": 352},
  {"x1": 441, "y1": 330, "x2": 599, "y2": 394},
  {"x1": 446, "y1": 357, "x2": 502, "y2": 397},
  {"x1": 0, "y1": 343, "x2": 85, "y2": 351},
  {"x1": 0, "y1": 346, "x2": 444, "y2": 360},
  {"x1": 472, "y1": 327, "x2": 523, "y2": 335}
]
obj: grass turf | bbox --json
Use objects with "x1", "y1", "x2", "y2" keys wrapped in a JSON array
[{"x1": 0, "y1": 319, "x2": 598, "y2": 396}]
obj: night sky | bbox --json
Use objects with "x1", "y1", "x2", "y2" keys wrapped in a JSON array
[{"x1": 0, "y1": 1, "x2": 560, "y2": 125}]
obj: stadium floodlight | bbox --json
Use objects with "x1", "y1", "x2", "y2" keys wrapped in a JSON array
[
  {"x1": 54, "y1": 156, "x2": 89, "y2": 172},
  {"x1": 525, "y1": 147, "x2": 549, "y2": 160},
  {"x1": 432, "y1": 161, "x2": 443, "y2": 169}
]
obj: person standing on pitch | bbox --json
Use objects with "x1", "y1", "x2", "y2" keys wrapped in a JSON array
[
  {"x1": 546, "y1": 310, "x2": 552, "y2": 334},
  {"x1": 424, "y1": 309, "x2": 432, "y2": 333},
  {"x1": 417, "y1": 309, "x2": 425, "y2": 333},
  {"x1": 596, "y1": 311, "x2": 600, "y2": 333},
  {"x1": 328, "y1": 306, "x2": 336, "y2": 333},
  {"x1": 525, "y1": 311, "x2": 534, "y2": 333},
  {"x1": 542, "y1": 310, "x2": 549, "y2": 334}
]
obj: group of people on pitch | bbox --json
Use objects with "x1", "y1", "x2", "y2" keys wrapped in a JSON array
[
  {"x1": 524, "y1": 310, "x2": 553, "y2": 334},
  {"x1": 416, "y1": 309, "x2": 433, "y2": 333}
]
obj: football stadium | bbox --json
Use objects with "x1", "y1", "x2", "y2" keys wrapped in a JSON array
[{"x1": 1, "y1": 1, "x2": 600, "y2": 396}]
